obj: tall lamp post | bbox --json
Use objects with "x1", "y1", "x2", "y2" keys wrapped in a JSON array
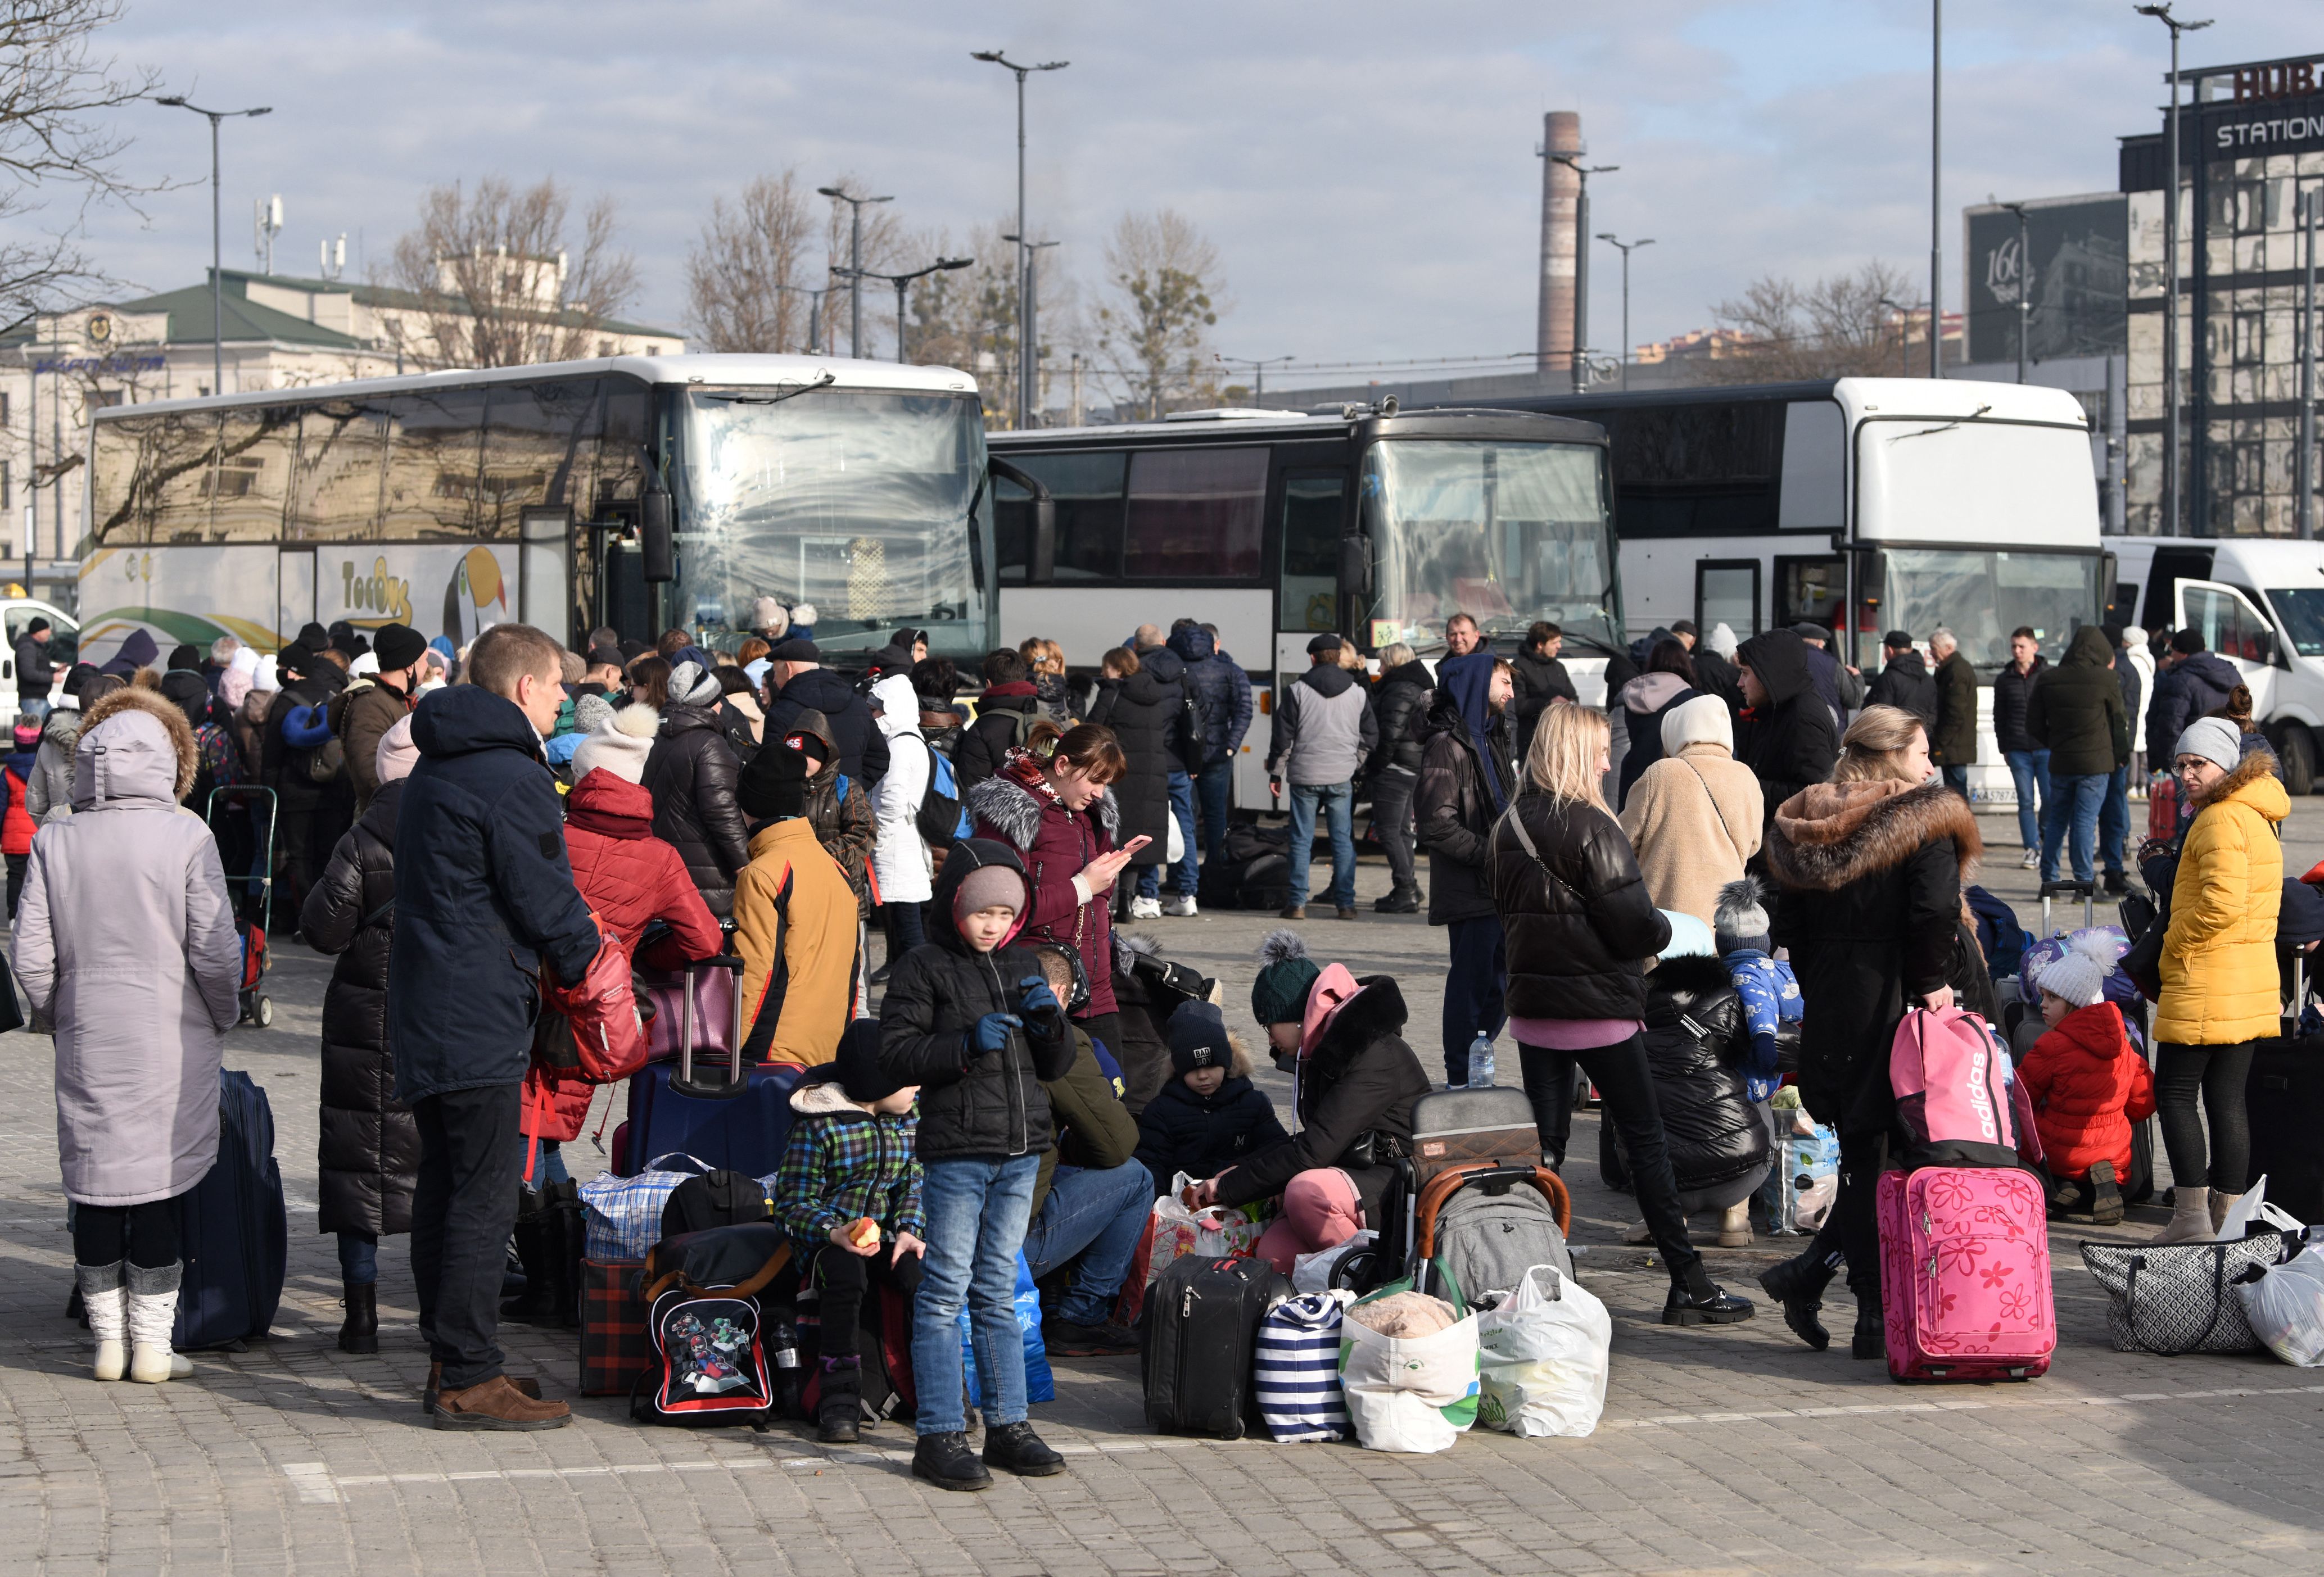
[
  {"x1": 1878, "y1": 296, "x2": 1925, "y2": 376},
  {"x1": 835, "y1": 257, "x2": 974, "y2": 363},
  {"x1": 2135, "y1": 4, "x2": 2211, "y2": 537},
  {"x1": 772, "y1": 282, "x2": 832, "y2": 355},
  {"x1": 2000, "y1": 201, "x2": 2032, "y2": 383},
  {"x1": 1549, "y1": 154, "x2": 1616, "y2": 391},
  {"x1": 2302, "y1": 188, "x2": 2318, "y2": 542},
  {"x1": 973, "y1": 50, "x2": 1069, "y2": 429},
  {"x1": 1002, "y1": 234, "x2": 1060, "y2": 418},
  {"x1": 156, "y1": 96, "x2": 272, "y2": 396},
  {"x1": 1594, "y1": 234, "x2": 1653, "y2": 392},
  {"x1": 816, "y1": 186, "x2": 894, "y2": 359},
  {"x1": 1215, "y1": 354, "x2": 1295, "y2": 407}
]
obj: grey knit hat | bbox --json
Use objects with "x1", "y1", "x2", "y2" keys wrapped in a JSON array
[
  {"x1": 2173, "y1": 717, "x2": 2240, "y2": 775},
  {"x1": 1713, "y1": 876, "x2": 1771, "y2": 956},
  {"x1": 668, "y1": 659, "x2": 723, "y2": 708}
]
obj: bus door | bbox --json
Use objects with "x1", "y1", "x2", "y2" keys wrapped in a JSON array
[
  {"x1": 277, "y1": 547, "x2": 316, "y2": 647},
  {"x1": 586, "y1": 522, "x2": 651, "y2": 644},
  {"x1": 1263, "y1": 468, "x2": 1350, "y2": 807}
]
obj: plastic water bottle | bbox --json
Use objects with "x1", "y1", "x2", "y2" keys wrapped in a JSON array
[{"x1": 1467, "y1": 1032, "x2": 1495, "y2": 1088}]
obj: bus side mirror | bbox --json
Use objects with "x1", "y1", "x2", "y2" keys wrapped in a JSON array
[
  {"x1": 640, "y1": 490, "x2": 675, "y2": 584},
  {"x1": 1337, "y1": 534, "x2": 1372, "y2": 598}
]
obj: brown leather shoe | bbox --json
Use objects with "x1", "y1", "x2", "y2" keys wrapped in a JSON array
[
  {"x1": 424, "y1": 1362, "x2": 538, "y2": 1412},
  {"x1": 432, "y1": 1373, "x2": 569, "y2": 1430}
]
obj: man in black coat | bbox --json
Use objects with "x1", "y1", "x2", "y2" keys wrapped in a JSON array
[
  {"x1": 1735, "y1": 628, "x2": 1839, "y2": 832},
  {"x1": 1792, "y1": 622, "x2": 1865, "y2": 725},
  {"x1": 759, "y1": 639, "x2": 888, "y2": 786},
  {"x1": 1165, "y1": 621, "x2": 1253, "y2": 884},
  {"x1": 1508, "y1": 621, "x2": 1578, "y2": 754},
  {"x1": 1362, "y1": 647, "x2": 1434, "y2": 913},
  {"x1": 390, "y1": 623, "x2": 599, "y2": 1430},
  {"x1": 955, "y1": 647, "x2": 1043, "y2": 789},
  {"x1": 1993, "y1": 628, "x2": 2050, "y2": 868},
  {"x1": 12, "y1": 617, "x2": 56, "y2": 713},
  {"x1": 1415, "y1": 654, "x2": 1514, "y2": 1085},
  {"x1": 1928, "y1": 628, "x2": 1979, "y2": 792},
  {"x1": 1861, "y1": 631, "x2": 1937, "y2": 728}
]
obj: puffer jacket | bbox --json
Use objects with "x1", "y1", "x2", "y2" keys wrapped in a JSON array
[
  {"x1": 2147, "y1": 649, "x2": 2241, "y2": 767},
  {"x1": 876, "y1": 839, "x2": 1077, "y2": 1159},
  {"x1": 643, "y1": 701, "x2": 752, "y2": 918},
  {"x1": 1414, "y1": 689, "x2": 1513, "y2": 925},
  {"x1": 1131, "y1": 1039, "x2": 1289, "y2": 1193},
  {"x1": 1766, "y1": 778, "x2": 1979, "y2": 1136},
  {"x1": 24, "y1": 706, "x2": 80, "y2": 824},
  {"x1": 1509, "y1": 649, "x2": 1577, "y2": 751},
  {"x1": 300, "y1": 777, "x2": 418, "y2": 1238},
  {"x1": 1490, "y1": 787, "x2": 1671, "y2": 1021},
  {"x1": 1211, "y1": 976, "x2": 1430, "y2": 1225},
  {"x1": 782, "y1": 706, "x2": 875, "y2": 918},
  {"x1": 2025, "y1": 625, "x2": 2127, "y2": 778},
  {"x1": 1631, "y1": 953, "x2": 1772, "y2": 1192},
  {"x1": 2158, "y1": 751, "x2": 2287, "y2": 1046},
  {"x1": 1086, "y1": 647, "x2": 1187, "y2": 868},
  {"x1": 868, "y1": 673, "x2": 934, "y2": 905},
  {"x1": 966, "y1": 756, "x2": 1122, "y2": 1018},
  {"x1": 1992, "y1": 655, "x2": 2047, "y2": 754},
  {"x1": 1166, "y1": 624, "x2": 1253, "y2": 769},
  {"x1": 1735, "y1": 628, "x2": 1838, "y2": 830},
  {"x1": 2019, "y1": 1000, "x2": 2156, "y2": 1179},
  {"x1": 761, "y1": 664, "x2": 888, "y2": 786},
  {"x1": 1364, "y1": 659, "x2": 1434, "y2": 780},
  {"x1": 1862, "y1": 650, "x2": 1937, "y2": 728},
  {"x1": 1615, "y1": 672, "x2": 1695, "y2": 806}
]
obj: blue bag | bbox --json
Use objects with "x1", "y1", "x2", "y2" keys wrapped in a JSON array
[
  {"x1": 173, "y1": 1070, "x2": 288, "y2": 1351},
  {"x1": 957, "y1": 1252, "x2": 1054, "y2": 1407}
]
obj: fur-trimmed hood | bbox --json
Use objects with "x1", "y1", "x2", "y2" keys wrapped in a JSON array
[
  {"x1": 1643, "y1": 950, "x2": 1739, "y2": 1001},
  {"x1": 79, "y1": 683, "x2": 198, "y2": 802},
  {"x1": 2191, "y1": 747, "x2": 2287, "y2": 823},
  {"x1": 790, "y1": 1075, "x2": 876, "y2": 1117},
  {"x1": 1765, "y1": 778, "x2": 1982, "y2": 892},
  {"x1": 964, "y1": 767, "x2": 1120, "y2": 851},
  {"x1": 1306, "y1": 975, "x2": 1409, "y2": 1081}
]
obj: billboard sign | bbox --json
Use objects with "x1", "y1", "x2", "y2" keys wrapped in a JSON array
[{"x1": 1964, "y1": 194, "x2": 2128, "y2": 365}]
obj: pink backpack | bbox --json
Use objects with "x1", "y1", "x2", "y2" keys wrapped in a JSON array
[{"x1": 1889, "y1": 1005, "x2": 2022, "y2": 1168}]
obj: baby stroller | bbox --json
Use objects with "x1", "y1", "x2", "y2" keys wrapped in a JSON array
[{"x1": 206, "y1": 785, "x2": 276, "y2": 1027}]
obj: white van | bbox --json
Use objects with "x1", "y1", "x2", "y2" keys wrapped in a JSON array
[
  {"x1": 2107, "y1": 537, "x2": 2324, "y2": 792},
  {"x1": 0, "y1": 599, "x2": 80, "y2": 718}
]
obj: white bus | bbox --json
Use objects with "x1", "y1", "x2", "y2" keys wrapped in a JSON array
[
  {"x1": 985, "y1": 405, "x2": 1620, "y2": 805},
  {"x1": 77, "y1": 353, "x2": 997, "y2": 665},
  {"x1": 1435, "y1": 377, "x2": 2107, "y2": 804}
]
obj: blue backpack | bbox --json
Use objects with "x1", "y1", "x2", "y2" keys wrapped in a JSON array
[{"x1": 913, "y1": 740, "x2": 970, "y2": 846}]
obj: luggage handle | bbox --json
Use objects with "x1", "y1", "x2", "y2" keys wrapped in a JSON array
[
  {"x1": 673, "y1": 956, "x2": 749, "y2": 1100},
  {"x1": 1412, "y1": 1162, "x2": 1572, "y2": 1259}
]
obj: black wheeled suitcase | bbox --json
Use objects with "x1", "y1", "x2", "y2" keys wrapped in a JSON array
[
  {"x1": 1140, "y1": 1254, "x2": 1290, "y2": 1439},
  {"x1": 173, "y1": 1069, "x2": 288, "y2": 1351},
  {"x1": 2246, "y1": 1039, "x2": 2324, "y2": 1225}
]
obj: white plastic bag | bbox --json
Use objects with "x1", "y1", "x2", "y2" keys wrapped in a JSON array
[
  {"x1": 1292, "y1": 1230, "x2": 1377, "y2": 1293},
  {"x1": 1475, "y1": 1263, "x2": 1612, "y2": 1438},
  {"x1": 2237, "y1": 1243, "x2": 2324, "y2": 1367},
  {"x1": 1338, "y1": 1295, "x2": 1480, "y2": 1454},
  {"x1": 2222, "y1": 1175, "x2": 2305, "y2": 1241}
]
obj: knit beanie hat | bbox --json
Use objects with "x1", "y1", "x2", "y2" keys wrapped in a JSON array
[
  {"x1": 1713, "y1": 876, "x2": 1771, "y2": 955},
  {"x1": 572, "y1": 692, "x2": 614, "y2": 737},
  {"x1": 374, "y1": 715, "x2": 420, "y2": 785},
  {"x1": 1706, "y1": 621, "x2": 1739, "y2": 659},
  {"x1": 572, "y1": 703, "x2": 658, "y2": 785},
  {"x1": 736, "y1": 737, "x2": 808, "y2": 821},
  {"x1": 2036, "y1": 931, "x2": 2115, "y2": 1009},
  {"x1": 832, "y1": 1018, "x2": 909, "y2": 1105},
  {"x1": 668, "y1": 659, "x2": 722, "y2": 708},
  {"x1": 1250, "y1": 929, "x2": 1321, "y2": 1026},
  {"x1": 952, "y1": 863, "x2": 1027, "y2": 923},
  {"x1": 2170, "y1": 626, "x2": 2205, "y2": 656},
  {"x1": 372, "y1": 621, "x2": 428, "y2": 672},
  {"x1": 166, "y1": 642, "x2": 202, "y2": 673},
  {"x1": 2173, "y1": 716, "x2": 2240, "y2": 775},
  {"x1": 1166, "y1": 1000, "x2": 1234, "y2": 1078}
]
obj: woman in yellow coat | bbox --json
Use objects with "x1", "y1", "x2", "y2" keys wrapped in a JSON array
[{"x1": 2153, "y1": 717, "x2": 2287, "y2": 1243}]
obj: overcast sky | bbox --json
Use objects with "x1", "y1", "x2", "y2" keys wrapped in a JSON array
[{"x1": 64, "y1": 1, "x2": 2319, "y2": 392}]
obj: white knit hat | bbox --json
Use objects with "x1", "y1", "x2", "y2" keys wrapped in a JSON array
[
  {"x1": 1661, "y1": 692, "x2": 1733, "y2": 756},
  {"x1": 1706, "y1": 622, "x2": 1739, "y2": 658},
  {"x1": 572, "y1": 703, "x2": 659, "y2": 785},
  {"x1": 2036, "y1": 931, "x2": 2116, "y2": 1009}
]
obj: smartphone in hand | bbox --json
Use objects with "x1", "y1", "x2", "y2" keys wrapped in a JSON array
[{"x1": 1122, "y1": 835, "x2": 1154, "y2": 854}]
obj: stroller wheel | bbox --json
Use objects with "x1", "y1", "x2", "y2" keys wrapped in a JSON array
[{"x1": 254, "y1": 995, "x2": 274, "y2": 1028}]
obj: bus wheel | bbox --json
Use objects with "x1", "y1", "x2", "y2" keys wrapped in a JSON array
[{"x1": 2282, "y1": 727, "x2": 2317, "y2": 797}]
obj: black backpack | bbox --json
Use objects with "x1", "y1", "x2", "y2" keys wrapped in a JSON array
[{"x1": 661, "y1": 1170, "x2": 775, "y2": 1240}]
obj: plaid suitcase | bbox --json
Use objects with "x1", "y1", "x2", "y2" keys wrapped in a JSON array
[{"x1": 580, "y1": 1257, "x2": 652, "y2": 1396}]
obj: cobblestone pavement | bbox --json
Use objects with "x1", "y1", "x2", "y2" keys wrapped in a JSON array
[{"x1": 2, "y1": 805, "x2": 2320, "y2": 1575}]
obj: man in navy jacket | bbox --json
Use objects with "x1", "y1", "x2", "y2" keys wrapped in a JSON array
[
  {"x1": 1166, "y1": 620, "x2": 1253, "y2": 886},
  {"x1": 391, "y1": 622, "x2": 599, "y2": 1430}
]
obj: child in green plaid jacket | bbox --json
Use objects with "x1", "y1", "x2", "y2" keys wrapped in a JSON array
[{"x1": 771, "y1": 1020, "x2": 924, "y2": 1443}]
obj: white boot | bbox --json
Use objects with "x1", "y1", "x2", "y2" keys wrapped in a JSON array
[
  {"x1": 2210, "y1": 1190, "x2": 2243, "y2": 1236},
  {"x1": 125, "y1": 1263, "x2": 191, "y2": 1383},
  {"x1": 2154, "y1": 1185, "x2": 2213, "y2": 1245},
  {"x1": 1717, "y1": 1202, "x2": 1753, "y2": 1248},
  {"x1": 78, "y1": 1262, "x2": 126, "y2": 1381}
]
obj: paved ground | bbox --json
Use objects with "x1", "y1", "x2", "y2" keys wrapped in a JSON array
[{"x1": 2, "y1": 797, "x2": 2321, "y2": 1575}]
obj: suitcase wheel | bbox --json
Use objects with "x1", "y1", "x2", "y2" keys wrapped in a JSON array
[{"x1": 253, "y1": 995, "x2": 273, "y2": 1028}]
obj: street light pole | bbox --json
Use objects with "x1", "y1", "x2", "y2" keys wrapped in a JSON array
[
  {"x1": 835, "y1": 257, "x2": 974, "y2": 364},
  {"x1": 1550, "y1": 155, "x2": 1616, "y2": 392},
  {"x1": 1215, "y1": 354, "x2": 1295, "y2": 406},
  {"x1": 771, "y1": 283, "x2": 830, "y2": 355},
  {"x1": 2000, "y1": 201, "x2": 2032, "y2": 383},
  {"x1": 156, "y1": 96, "x2": 272, "y2": 396},
  {"x1": 1879, "y1": 296, "x2": 1925, "y2": 376},
  {"x1": 973, "y1": 51, "x2": 1069, "y2": 429},
  {"x1": 816, "y1": 187, "x2": 894, "y2": 359},
  {"x1": 2136, "y1": 4, "x2": 2213, "y2": 538},
  {"x1": 2303, "y1": 188, "x2": 2317, "y2": 541},
  {"x1": 1930, "y1": 0, "x2": 1943, "y2": 379},
  {"x1": 1595, "y1": 235, "x2": 1653, "y2": 392}
]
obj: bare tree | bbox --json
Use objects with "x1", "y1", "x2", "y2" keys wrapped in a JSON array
[
  {"x1": 1698, "y1": 260, "x2": 1923, "y2": 384},
  {"x1": 1095, "y1": 210, "x2": 1223, "y2": 419},
  {"x1": 817, "y1": 175, "x2": 907, "y2": 356},
  {"x1": 0, "y1": 0, "x2": 162, "y2": 316},
  {"x1": 903, "y1": 220, "x2": 1074, "y2": 423},
  {"x1": 385, "y1": 176, "x2": 641, "y2": 368},
  {"x1": 686, "y1": 170, "x2": 817, "y2": 352}
]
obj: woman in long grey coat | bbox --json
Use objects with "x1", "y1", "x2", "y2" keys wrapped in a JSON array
[{"x1": 12, "y1": 686, "x2": 241, "y2": 1383}]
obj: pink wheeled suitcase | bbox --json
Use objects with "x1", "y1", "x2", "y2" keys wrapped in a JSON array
[{"x1": 1876, "y1": 1166, "x2": 2054, "y2": 1382}]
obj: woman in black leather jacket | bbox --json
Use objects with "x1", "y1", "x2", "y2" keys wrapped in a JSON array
[
  {"x1": 642, "y1": 658, "x2": 752, "y2": 918},
  {"x1": 1490, "y1": 702, "x2": 1753, "y2": 1327}
]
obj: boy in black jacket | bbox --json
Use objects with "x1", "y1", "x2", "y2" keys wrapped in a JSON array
[
  {"x1": 877, "y1": 838, "x2": 1075, "y2": 1493},
  {"x1": 1134, "y1": 1002, "x2": 1287, "y2": 1197}
]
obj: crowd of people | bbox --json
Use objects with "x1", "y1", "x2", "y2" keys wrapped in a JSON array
[{"x1": 1, "y1": 599, "x2": 2298, "y2": 1478}]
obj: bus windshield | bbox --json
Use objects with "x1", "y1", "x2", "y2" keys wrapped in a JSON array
[
  {"x1": 673, "y1": 388, "x2": 992, "y2": 658},
  {"x1": 1882, "y1": 547, "x2": 2101, "y2": 673},
  {"x1": 1361, "y1": 439, "x2": 1618, "y2": 655}
]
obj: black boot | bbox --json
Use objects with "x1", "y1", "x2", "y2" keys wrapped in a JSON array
[
  {"x1": 1757, "y1": 1251, "x2": 1835, "y2": 1352},
  {"x1": 1851, "y1": 1296, "x2": 1887, "y2": 1360},
  {"x1": 338, "y1": 1282, "x2": 379, "y2": 1354},
  {"x1": 2088, "y1": 1160, "x2": 2123, "y2": 1226},
  {"x1": 816, "y1": 1356, "x2": 862, "y2": 1444},
  {"x1": 500, "y1": 1189, "x2": 554, "y2": 1324},
  {"x1": 912, "y1": 1430, "x2": 993, "y2": 1492},
  {"x1": 1373, "y1": 881, "x2": 1421, "y2": 914},
  {"x1": 981, "y1": 1419, "x2": 1065, "y2": 1476}
]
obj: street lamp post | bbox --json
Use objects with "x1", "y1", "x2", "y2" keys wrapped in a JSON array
[
  {"x1": 973, "y1": 50, "x2": 1069, "y2": 429},
  {"x1": 1594, "y1": 234, "x2": 1653, "y2": 392},
  {"x1": 2303, "y1": 188, "x2": 2318, "y2": 541},
  {"x1": 1550, "y1": 155, "x2": 1616, "y2": 392},
  {"x1": 2000, "y1": 201, "x2": 2032, "y2": 383},
  {"x1": 835, "y1": 258, "x2": 974, "y2": 363},
  {"x1": 1215, "y1": 354, "x2": 1295, "y2": 407},
  {"x1": 1878, "y1": 296, "x2": 1925, "y2": 376},
  {"x1": 156, "y1": 96, "x2": 272, "y2": 396},
  {"x1": 816, "y1": 186, "x2": 894, "y2": 359},
  {"x1": 2135, "y1": 4, "x2": 2213, "y2": 538},
  {"x1": 1930, "y1": 0, "x2": 1942, "y2": 379},
  {"x1": 772, "y1": 282, "x2": 832, "y2": 354}
]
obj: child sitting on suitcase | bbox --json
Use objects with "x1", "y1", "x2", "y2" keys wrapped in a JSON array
[
  {"x1": 2019, "y1": 935, "x2": 2155, "y2": 1226},
  {"x1": 771, "y1": 1019, "x2": 924, "y2": 1444},
  {"x1": 1133, "y1": 1000, "x2": 1287, "y2": 1199},
  {"x1": 876, "y1": 838, "x2": 1078, "y2": 1492}
]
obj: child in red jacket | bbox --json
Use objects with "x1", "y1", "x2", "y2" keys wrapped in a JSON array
[
  {"x1": 2022, "y1": 936, "x2": 2156, "y2": 1226},
  {"x1": 2, "y1": 715, "x2": 38, "y2": 918}
]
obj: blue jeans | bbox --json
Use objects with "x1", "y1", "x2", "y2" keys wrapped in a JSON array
[
  {"x1": 1020, "y1": 1160, "x2": 1154, "y2": 1327},
  {"x1": 1941, "y1": 764, "x2": 1970, "y2": 795},
  {"x1": 1165, "y1": 771, "x2": 1197, "y2": 895},
  {"x1": 337, "y1": 1230, "x2": 378, "y2": 1286},
  {"x1": 1137, "y1": 862, "x2": 1161, "y2": 899},
  {"x1": 2004, "y1": 749, "x2": 2051, "y2": 849},
  {"x1": 1286, "y1": 780, "x2": 1355, "y2": 910},
  {"x1": 2099, "y1": 764, "x2": 2129, "y2": 877},
  {"x1": 1194, "y1": 762, "x2": 1233, "y2": 865},
  {"x1": 2040, "y1": 771, "x2": 2108, "y2": 885},
  {"x1": 912, "y1": 1152, "x2": 1039, "y2": 1435},
  {"x1": 1443, "y1": 915, "x2": 1508, "y2": 1086}
]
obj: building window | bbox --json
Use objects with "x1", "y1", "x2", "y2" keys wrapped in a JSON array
[
  {"x1": 1, "y1": 393, "x2": 10, "y2": 427},
  {"x1": 1, "y1": 460, "x2": 8, "y2": 509}
]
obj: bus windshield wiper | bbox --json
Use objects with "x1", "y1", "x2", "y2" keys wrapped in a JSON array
[
  {"x1": 704, "y1": 371, "x2": 838, "y2": 406},
  {"x1": 1889, "y1": 402, "x2": 1993, "y2": 442}
]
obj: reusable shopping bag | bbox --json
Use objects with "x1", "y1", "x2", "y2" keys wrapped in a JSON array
[{"x1": 1337, "y1": 1284, "x2": 1480, "y2": 1454}]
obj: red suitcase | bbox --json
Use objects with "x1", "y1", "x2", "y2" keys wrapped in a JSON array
[{"x1": 1877, "y1": 1166, "x2": 2054, "y2": 1383}]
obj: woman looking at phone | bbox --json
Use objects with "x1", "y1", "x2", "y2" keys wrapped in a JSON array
[{"x1": 966, "y1": 719, "x2": 1141, "y2": 1059}]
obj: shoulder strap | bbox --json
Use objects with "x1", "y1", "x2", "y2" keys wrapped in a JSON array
[{"x1": 1674, "y1": 755, "x2": 1747, "y2": 863}]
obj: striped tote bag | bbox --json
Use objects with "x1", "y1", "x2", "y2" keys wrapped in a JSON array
[{"x1": 1255, "y1": 1289, "x2": 1354, "y2": 1443}]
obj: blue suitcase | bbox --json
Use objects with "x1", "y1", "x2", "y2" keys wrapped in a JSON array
[
  {"x1": 621, "y1": 957, "x2": 803, "y2": 1178},
  {"x1": 173, "y1": 1069, "x2": 289, "y2": 1351}
]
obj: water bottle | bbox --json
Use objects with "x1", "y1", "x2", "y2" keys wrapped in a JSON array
[
  {"x1": 769, "y1": 1315, "x2": 801, "y2": 1373},
  {"x1": 1467, "y1": 1032, "x2": 1495, "y2": 1088}
]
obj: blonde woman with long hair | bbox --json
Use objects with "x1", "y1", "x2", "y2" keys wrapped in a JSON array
[{"x1": 1488, "y1": 702, "x2": 1753, "y2": 1326}]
